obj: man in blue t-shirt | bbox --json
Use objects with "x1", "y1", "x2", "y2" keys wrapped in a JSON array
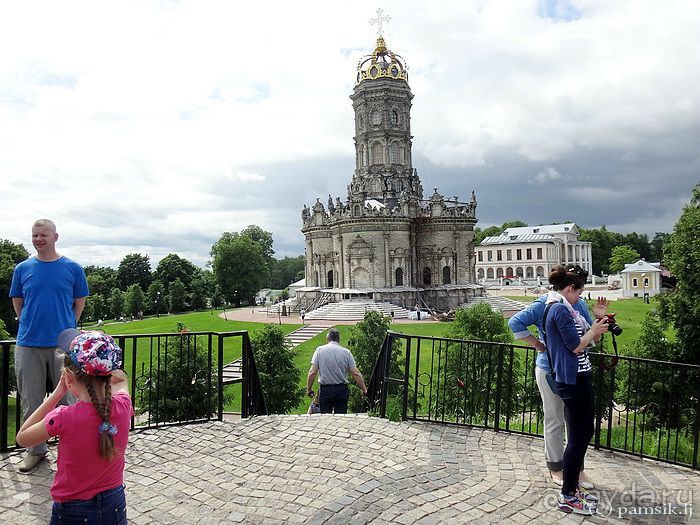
[{"x1": 9, "y1": 219, "x2": 89, "y2": 474}]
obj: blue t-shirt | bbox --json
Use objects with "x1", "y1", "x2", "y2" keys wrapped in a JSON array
[{"x1": 9, "y1": 256, "x2": 89, "y2": 347}]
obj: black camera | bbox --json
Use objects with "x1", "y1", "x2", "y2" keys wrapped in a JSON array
[{"x1": 603, "y1": 313, "x2": 623, "y2": 336}]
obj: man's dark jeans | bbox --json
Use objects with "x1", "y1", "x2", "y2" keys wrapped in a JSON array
[{"x1": 319, "y1": 383, "x2": 349, "y2": 414}]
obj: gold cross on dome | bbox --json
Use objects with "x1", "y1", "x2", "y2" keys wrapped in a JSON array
[{"x1": 370, "y1": 8, "x2": 391, "y2": 37}]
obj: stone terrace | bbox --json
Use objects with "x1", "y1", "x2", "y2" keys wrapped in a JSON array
[{"x1": 1, "y1": 415, "x2": 698, "y2": 524}]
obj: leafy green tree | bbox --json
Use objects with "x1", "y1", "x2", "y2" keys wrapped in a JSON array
[
  {"x1": 609, "y1": 245, "x2": 641, "y2": 274},
  {"x1": 211, "y1": 231, "x2": 267, "y2": 306},
  {"x1": 116, "y1": 253, "x2": 152, "y2": 291},
  {"x1": 189, "y1": 272, "x2": 210, "y2": 311},
  {"x1": 168, "y1": 278, "x2": 187, "y2": 313},
  {"x1": 155, "y1": 254, "x2": 199, "y2": 296},
  {"x1": 124, "y1": 284, "x2": 146, "y2": 317},
  {"x1": 146, "y1": 281, "x2": 165, "y2": 315},
  {"x1": 250, "y1": 324, "x2": 302, "y2": 414},
  {"x1": 0, "y1": 318, "x2": 17, "y2": 392},
  {"x1": 242, "y1": 225, "x2": 275, "y2": 284},
  {"x1": 622, "y1": 232, "x2": 651, "y2": 262},
  {"x1": 109, "y1": 288, "x2": 125, "y2": 320},
  {"x1": 347, "y1": 310, "x2": 401, "y2": 413},
  {"x1": 86, "y1": 293, "x2": 108, "y2": 322},
  {"x1": 136, "y1": 327, "x2": 232, "y2": 423},
  {"x1": 660, "y1": 183, "x2": 700, "y2": 366},
  {"x1": 84, "y1": 266, "x2": 117, "y2": 296},
  {"x1": 434, "y1": 303, "x2": 519, "y2": 423},
  {"x1": 270, "y1": 255, "x2": 305, "y2": 289},
  {"x1": 650, "y1": 232, "x2": 671, "y2": 262},
  {"x1": 0, "y1": 239, "x2": 29, "y2": 334}
]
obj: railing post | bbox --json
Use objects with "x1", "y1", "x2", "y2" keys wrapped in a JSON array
[
  {"x1": 693, "y1": 374, "x2": 700, "y2": 469},
  {"x1": 493, "y1": 344, "x2": 504, "y2": 431},
  {"x1": 594, "y1": 356, "x2": 605, "y2": 450},
  {"x1": 401, "y1": 337, "x2": 411, "y2": 421},
  {"x1": 1, "y1": 342, "x2": 10, "y2": 451},
  {"x1": 218, "y1": 334, "x2": 224, "y2": 421},
  {"x1": 379, "y1": 335, "x2": 390, "y2": 419}
]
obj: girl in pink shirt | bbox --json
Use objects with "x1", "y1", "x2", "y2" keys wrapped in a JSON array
[{"x1": 17, "y1": 329, "x2": 133, "y2": 524}]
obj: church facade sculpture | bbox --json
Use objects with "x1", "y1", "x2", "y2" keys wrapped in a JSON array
[{"x1": 299, "y1": 34, "x2": 482, "y2": 311}]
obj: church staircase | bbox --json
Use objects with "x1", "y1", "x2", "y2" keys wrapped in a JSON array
[
  {"x1": 459, "y1": 295, "x2": 530, "y2": 314},
  {"x1": 304, "y1": 300, "x2": 410, "y2": 321}
]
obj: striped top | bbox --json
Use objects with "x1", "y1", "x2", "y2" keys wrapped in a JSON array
[{"x1": 574, "y1": 322, "x2": 592, "y2": 373}]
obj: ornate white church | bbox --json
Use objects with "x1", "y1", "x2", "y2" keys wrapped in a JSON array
[{"x1": 296, "y1": 27, "x2": 483, "y2": 313}]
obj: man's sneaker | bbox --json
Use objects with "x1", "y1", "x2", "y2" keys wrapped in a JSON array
[
  {"x1": 18, "y1": 454, "x2": 45, "y2": 474},
  {"x1": 557, "y1": 492, "x2": 597, "y2": 515}
]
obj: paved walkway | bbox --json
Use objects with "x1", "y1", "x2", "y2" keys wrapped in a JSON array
[{"x1": 1, "y1": 416, "x2": 698, "y2": 524}]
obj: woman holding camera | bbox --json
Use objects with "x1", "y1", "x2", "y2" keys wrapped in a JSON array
[{"x1": 544, "y1": 265, "x2": 608, "y2": 515}]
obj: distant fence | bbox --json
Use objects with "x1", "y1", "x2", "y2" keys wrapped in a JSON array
[
  {"x1": 367, "y1": 331, "x2": 700, "y2": 470},
  {"x1": 0, "y1": 331, "x2": 267, "y2": 452}
]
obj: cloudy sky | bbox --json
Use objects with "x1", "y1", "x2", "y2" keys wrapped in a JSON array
[{"x1": 2, "y1": 0, "x2": 698, "y2": 269}]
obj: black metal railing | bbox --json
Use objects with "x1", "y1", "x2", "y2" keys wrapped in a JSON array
[
  {"x1": 368, "y1": 331, "x2": 700, "y2": 470},
  {"x1": 0, "y1": 331, "x2": 267, "y2": 452}
]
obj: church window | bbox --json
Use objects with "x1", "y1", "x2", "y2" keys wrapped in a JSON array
[
  {"x1": 354, "y1": 205, "x2": 361, "y2": 216},
  {"x1": 400, "y1": 146, "x2": 406, "y2": 163},
  {"x1": 372, "y1": 110, "x2": 382, "y2": 126},
  {"x1": 327, "y1": 270, "x2": 334, "y2": 288},
  {"x1": 395, "y1": 267, "x2": 403, "y2": 286},
  {"x1": 371, "y1": 143, "x2": 383, "y2": 164},
  {"x1": 391, "y1": 110, "x2": 399, "y2": 125},
  {"x1": 423, "y1": 267, "x2": 431, "y2": 285},
  {"x1": 359, "y1": 145, "x2": 366, "y2": 167},
  {"x1": 442, "y1": 266, "x2": 451, "y2": 284},
  {"x1": 390, "y1": 144, "x2": 400, "y2": 164}
]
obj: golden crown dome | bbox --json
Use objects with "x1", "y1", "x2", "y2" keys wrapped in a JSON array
[{"x1": 356, "y1": 37, "x2": 408, "y2": 84}]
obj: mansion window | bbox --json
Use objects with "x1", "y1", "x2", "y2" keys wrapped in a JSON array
[
  {"x1": 478, "y1": 251, "x2": 483, "y2": 262},
  {"x1": 633, "y1": 278, "x2": 638, "y2": 287},
  {"x1": 537, "y1": 247, "x2": 542, "y2": 259},
  {"x1": 526, "y1": 248, "x2": 532, "y2": 260},
  {"x1": 506, "y1": 249, "x2": 512, "y2": 261},
  {"x1": 487, "y1": 250, "x2": 493, "y2": 262},
  {"x1": 497, "y1": 250, "x2": 502, "y2": 261},
  {"x1": 516, "y1": 249, "x2": 522, "y2": 260}
]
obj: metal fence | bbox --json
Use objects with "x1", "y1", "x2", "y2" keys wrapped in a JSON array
[
  {"x1": 0, "y1": 331, "x2": 267, "y2": 452},
  {"x1": 367, "y1": 331, "x2": 700, "y2": 470}
]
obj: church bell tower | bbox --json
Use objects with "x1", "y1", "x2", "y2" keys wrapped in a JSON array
[{"x1": 348, "y1": 31, "x2": 421, "y2": 206}]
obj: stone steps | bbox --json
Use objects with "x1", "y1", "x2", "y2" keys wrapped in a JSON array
[
  {"x1": 305, "y1": 300, "x2": 410, "y2": 321},
  {"x1": 459, "y1": 295, "x2": 530, "y2": 313},
  {"x1": 222, "y1": 325, "x2": 327, "y2": 384}
]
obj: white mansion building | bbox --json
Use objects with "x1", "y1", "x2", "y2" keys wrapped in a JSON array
[{"x1": 475, "y1": 223, "x2": 593, "y2": 283}]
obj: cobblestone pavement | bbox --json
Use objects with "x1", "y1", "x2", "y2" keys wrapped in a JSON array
[{"x1": 2, "y1": 415, "x2": 698, "y2": 524}]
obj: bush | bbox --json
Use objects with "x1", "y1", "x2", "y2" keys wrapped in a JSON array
[
  {"x1": 347, "y1": 310, "x2": 402, "y2": 413},
  {"x1": 136, "y1": 325, "x2": 231, "y2": 423},
  {"x1": 250, "y1": 324, "x2": 303, "y2": 414}
]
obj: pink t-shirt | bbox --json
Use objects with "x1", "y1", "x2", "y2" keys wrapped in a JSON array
[{"x1": 45, "y1": 391, "x2": 133, "y2": 502}]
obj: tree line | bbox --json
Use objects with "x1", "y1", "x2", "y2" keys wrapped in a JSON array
[
  {"x1": 0, "y1": 225, "x2": 305, "y2": 333},
  {"x1": 475, "y1": 221, "x2": 670, "y2": 275}
]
